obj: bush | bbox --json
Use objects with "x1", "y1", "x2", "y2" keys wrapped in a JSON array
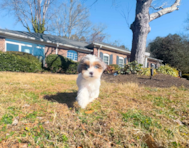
[
  {"x1": 66, "y1": 63, "x2": 79, "y2": 74},
  {"x1": 0, "y1": 51, "x2": 42, "y2": 72},
  {"x1": 45, "y1": 54, "x2": 78, "y2": 74},
  {"x1": 46, "y1": 54, "x2": 62, "y2": 72},
  {"x1": 109, "y1": 64, "x2": 121, "y2": 71},
  {"x1": 118, "y1": 61, "x2": 143, "y2": 75},
  {"x1": 140, "y1": 68, "x2": 157, "y2": 76},
  {"x1": 104, "y1": 65, "x2": 116, "y2": 74},
  {"x1": 182, "y1": 74, "x2": 189, "y2": 80},
  {"x1": 157, "y1": 65, "x2": 179, "y2": 77}
]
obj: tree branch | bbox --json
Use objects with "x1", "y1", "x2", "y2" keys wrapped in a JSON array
[
  {"x1": 150, "y1": 0, "x2": 181, "y2": 22},
  {"x1": 150, "y1": 5, "x2": 163, "y2": 10}
]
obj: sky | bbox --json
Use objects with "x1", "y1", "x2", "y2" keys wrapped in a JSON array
[{"x1": 0, "y1": 0, "x2": 189, "y2": 50}]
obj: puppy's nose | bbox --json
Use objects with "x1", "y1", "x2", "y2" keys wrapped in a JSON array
[{"x1": 89, "y1": 72, "x2": 93, "y2": 76}]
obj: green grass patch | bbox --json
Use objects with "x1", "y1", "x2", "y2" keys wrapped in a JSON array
[{"x1": 122, "y1": 110, "x2": 162, "y2": 131}]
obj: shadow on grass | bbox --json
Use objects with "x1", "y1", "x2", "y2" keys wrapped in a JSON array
[{"x1": 43, "y1": 92, "x2": 77, "y2": 108}]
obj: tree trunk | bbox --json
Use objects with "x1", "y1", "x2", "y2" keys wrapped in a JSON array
[{"x1": 130, "y1": 0, "x2": 152, "y2": 65}]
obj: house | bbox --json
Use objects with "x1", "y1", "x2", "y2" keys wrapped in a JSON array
[{"x1": 0, "y1": 29, "x2": 162, "y2": 68}]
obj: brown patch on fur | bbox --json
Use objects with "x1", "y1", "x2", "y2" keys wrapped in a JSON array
[
  {"x1": 92, "y1": 61, "x2": 103, "y2": 69},
  {"x1": 81, "y1": 61, "x2": 90, "y2": 74}
]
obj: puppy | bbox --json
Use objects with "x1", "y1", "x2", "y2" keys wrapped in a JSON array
[{"x1": 76, "y1": 54, "x2": 106, "y2": 109}]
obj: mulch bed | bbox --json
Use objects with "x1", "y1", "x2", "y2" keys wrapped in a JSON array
[{"x1": 101, "y1": 73, "x2": 189, "y2": 89}]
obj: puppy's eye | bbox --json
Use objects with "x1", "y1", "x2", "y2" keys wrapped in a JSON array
[
  {"x1": 84, "y1": 64, "x2": 89, "y2": 70},
  {"x1": 95, "y1": 65, "x2": 100, "y2": 69}
]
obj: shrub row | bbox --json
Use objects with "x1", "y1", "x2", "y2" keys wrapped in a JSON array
[
  {"x1": 45, "y1": 54, "x2": 78, "y2": 74},
  {"x1": 157, "y1": 64, "x2": 179, "y2": 77},
  {"x1": 104, "y1": 61, "x2": 179, "y2": 78},
  {"x1": 0, "y1": 51, "x2": 42, "y2": 72}
]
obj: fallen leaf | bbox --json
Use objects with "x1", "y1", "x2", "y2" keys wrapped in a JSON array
[
  {"x1": 12, "y1": 118, "x2": 19, "y2": 126},
  {"x1": 85, "y1": 110, "x2": 94, "y2": 114},
  {"x1": 22, "y1": 104, "x2": 30, "y2": 108},
  {"x1": 12, "y1": 143, "x2": 19, "y2": 148},
  {"x1": 19, "y1": 143, "x2": 28, "y2": 148},
  {"x1": 173, "y1": 119, "x2": 183, "y2": 126},
  {"x1": 142, "y1": 134, "x2": 159, "y2": 148}
]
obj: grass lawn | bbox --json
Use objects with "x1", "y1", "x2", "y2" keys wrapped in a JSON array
[{"x1": 0, "y1": 72, "x2": 189, "y2": 148}]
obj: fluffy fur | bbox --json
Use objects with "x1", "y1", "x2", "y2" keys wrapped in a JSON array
[{"x1": 76, "y1": 54, "x2": 106, "y2": 109}]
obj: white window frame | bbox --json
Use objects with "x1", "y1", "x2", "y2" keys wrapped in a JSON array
[
  {"x1": 103, "y1": 54, "x2": 109, "y2": 65},
  {"x1": 67, "y1": 50, "x2": 78, "y2": 61},
  {"x1": 119, "y1": 57, "x2": 124, "y2": 68}
]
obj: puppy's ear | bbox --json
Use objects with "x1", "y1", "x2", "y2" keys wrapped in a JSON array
[
  {"x1": 101, "y1": 61, "x2": 107, "y2": 71},
  {"x1": 77, "y1": 56, "x2": 87, "y2": 73},
  {"x1": 97, "y1": 57, "x2": 107, "y2": 71}
]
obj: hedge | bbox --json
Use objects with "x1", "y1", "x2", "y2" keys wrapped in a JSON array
[
  {"x1": 0, "y1": 51, "x2": 42, "y2": 72},
  {"x1": 45, "y1": 54, "x2": 78, "y2": 74}
]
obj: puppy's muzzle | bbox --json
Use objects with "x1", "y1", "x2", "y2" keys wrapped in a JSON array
[{"x1": 89, "y1": 72, "x2": 93, "y2": 77}]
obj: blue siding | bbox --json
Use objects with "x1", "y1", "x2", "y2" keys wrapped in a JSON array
[{"x1": 7, "y1": 43, "x2": 19, "y2": 52}]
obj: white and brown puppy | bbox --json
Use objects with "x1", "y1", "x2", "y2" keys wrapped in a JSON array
[{"x1": 76, "y1": 54, "x2": 106, "y2": 109}]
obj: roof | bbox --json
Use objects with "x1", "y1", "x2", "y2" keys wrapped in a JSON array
[
  {"x1": 94, "y1": 42, "x2": 130, "y2": 52},
  {"x1": 87, "y1": 42, "x2": 131, "y2": 54},
  {"x1": 0, "y1": 29, "x2": 90, "y2": 51},
  {"x1": 0, "y1": 29, "x2": 163, "y2": 62}
]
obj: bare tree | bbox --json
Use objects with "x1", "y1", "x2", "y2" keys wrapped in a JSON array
[
  {"x1": 90, "y1": 0, "x2": 181, "y2": 65},
  {"x1": 0, "y1": 0, "x2": 57, "y2": 33},
  {"x1": 86, "y1": 24, "x2": 108, "y2": 43},
  {"x1": 130, "y1": 0, "x2": 181, "y2": 65},
  {"x1": 50, "y1": 0, "x2": 91, "y2": 39}
]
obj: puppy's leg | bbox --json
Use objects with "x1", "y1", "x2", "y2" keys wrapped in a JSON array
[
  {"x1": 89, "y1": 88, "x2": 100, "y2": 103},
  {"x1": 76, "y1": 87, "x2": 89, "y2": 109}
]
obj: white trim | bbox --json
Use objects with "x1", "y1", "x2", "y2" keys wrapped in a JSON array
[
  {"x1": 103, "y1": 54, "x2": 109, "y2": 65},
  {"x1": 145, "y1": 57, "x2": 148, "y2": 68},
  {"x1": 6, "y1": 41, "x2": 32, "y2": 47},
  {"x1": 5, "y1": 41, "x2": 6, "y2": 52},
  {"x1": 93, "y1": 42, "x2": 130, "y2": 54},
  {"x1": 19, "y1": 44, "x2": 21, "y2": 52},
  {"x1": 118, "y1": 57, "x2": 124, "y2": 68},
  {"x1": 145, "y1": 52, "x2": 150, "y2": 56}
]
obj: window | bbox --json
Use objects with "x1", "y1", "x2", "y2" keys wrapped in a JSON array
[
  {"x1": 6, "y1": 43, "x2": 19, "y2": 52},
  {"x1": 21, "y1": 46, "x2": 32, "y2": 54},
  {"x1": 67, "y1": 50, "x2": 78, "y2": 61},
  {"x1": 103, "y1": 54, "x2": 109, "y2": 65},
  {"x1": 5, "y1": 39, "x2": 45, "y2": 61},
  {"x1": 119, "y1": 57, "x2": 124, "y2": 68}
]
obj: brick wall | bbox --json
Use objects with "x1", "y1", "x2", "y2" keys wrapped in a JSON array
[
  {"x1": 93, "y1": 47, "x2": 98, "y2": 57},
  {"x1": 78, "y1": 52, "x2": 88, "y2": 61},
  {"x1": 99, "y1": 48, "x2": 130, "y2": 64},
  {"x1": 147, "y1": 59, "x2": 160, "y2": 68},
  {"x1": 0, "y1": 37, "x2": 5, "y2": 52},
  {"x1": 45, "y1": 46, "x2": 90, "y2": 62}
]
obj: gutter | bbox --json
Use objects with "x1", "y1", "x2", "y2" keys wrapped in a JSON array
[
  {"x1": 148, "y1": 57, "x2": 163, "y2": 63},
  {"x1": 98, "y1": 45, "x2": 102, "y2": 57},
  {"x1": 56, "y1": 43, "x2": 59, "y2": 55},
  {"x1": 0, "y1": 30, "x2": 92, "y2": 53},
  {"x1": 93, "y1": 42, "x2": 131, "y2": 54}
]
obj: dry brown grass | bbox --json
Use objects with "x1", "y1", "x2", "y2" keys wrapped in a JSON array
[{"x1": 0, "y1": 72, "x2": 189, "y2": 148}]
